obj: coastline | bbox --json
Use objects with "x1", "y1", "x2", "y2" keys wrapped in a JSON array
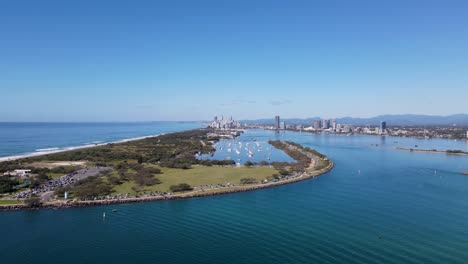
[
  {"x1": 0, "y1": 133, "x2": 166, "y2": 162},
  {"x1": 0, "y1": 160, "x2": 334, "y2": 211},
  {"x1": 0, "y1": 129, "x2": 335, "y2": 211},
  {"x1": 395, "y1": 147, "x2": 468, "y2": 156}
]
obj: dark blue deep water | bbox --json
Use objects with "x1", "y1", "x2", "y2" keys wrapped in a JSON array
[{"x1": 1, "y1": 128, "x2": 468, "y2": 264}]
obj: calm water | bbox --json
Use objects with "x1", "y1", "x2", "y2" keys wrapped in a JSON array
[
  {"x1": 1, "y1": 129, "x2": 468, "y2": 264},
  {"x1": 199, "y1": 130, "x2": 294, "y2": 163},
  {"x1": 0, "y1": 122, "x2": 203, "y2": 158}
]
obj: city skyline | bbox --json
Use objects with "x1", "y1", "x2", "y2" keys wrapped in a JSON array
[{"x1": 1, "y1": 0, "x2": 468, "y2": 122}]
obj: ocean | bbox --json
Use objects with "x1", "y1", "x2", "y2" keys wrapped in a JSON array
[
  {"x1": 1, "y1": 124, "x2": 468, "y2": 263},
  {"x1": 0, "y1": 122, "x2": 204, "y2": 159}
]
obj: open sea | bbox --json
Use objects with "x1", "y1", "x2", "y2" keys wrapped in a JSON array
[
  {"x1": 1, "y1": 123, "x2": 468, "y2": 263},
  {"x1": 0, "y1": 122, "x2": 204, "y2": 159}
]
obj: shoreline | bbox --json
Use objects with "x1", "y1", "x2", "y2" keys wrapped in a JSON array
[
  {"x1": 0, "y1": 133, "x2": 167, "y2": 163},
  {"x1": 395, "y1": 147, "x2": 468, "y2": 155},
  {"x1": 0, "y1": 161, "x2": 334, "y2": 211}
]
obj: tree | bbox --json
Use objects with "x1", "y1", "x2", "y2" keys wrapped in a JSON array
[
  {"x1": 170, "y1": 183, "x2": 193, "y2": 192},
  {"x1": 0, "y1": 176, "x2": 19, "y2": 194},
  {"x1": 25, "y1": 195, "x2": 42, "y2": 207},
  {"x1": 240, "y1": 177, "x2": 256, "y2": 184},
  {"x1": 244, "y1": 161, "x2": 254, "y2": 167}
]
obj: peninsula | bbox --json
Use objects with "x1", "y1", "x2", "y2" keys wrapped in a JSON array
[
  {"x1": 395, "y1": 147, "x2": 468, "y2": 156},
  {"x1": 0, "y1": 128, "x2": 333, "y2": 210}
]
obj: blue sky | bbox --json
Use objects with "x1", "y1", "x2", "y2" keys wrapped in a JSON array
[{"x1": 1, "y1": 0, "x2": 467, "y2": 121}]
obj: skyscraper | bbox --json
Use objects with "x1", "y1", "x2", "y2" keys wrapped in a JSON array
[
  {"x1": 275, "y1": 116, "x2": 280, "y2": 129},
  {"x1": 380, "y1": 121, "x2": 387, "y2": 134},
  {"x1": 322, "y1": 119, "x2": 330, "y2": 129},
  {"x1": 332, "y1": 119, "x2": 337, "y2": 131},
  {"x1": 313, "y1": 120, "x2": 321, "y2": 130}
]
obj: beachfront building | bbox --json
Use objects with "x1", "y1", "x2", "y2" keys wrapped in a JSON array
[{"x1": 210, "y1": 116, "x2": 241, "y2": 129}]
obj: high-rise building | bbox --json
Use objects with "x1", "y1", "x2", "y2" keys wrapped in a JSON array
[
  {"x1": 343, "y1": 125, "x2": 351, "y2": 133},
  {"x1": 275, "y1": 116, "x2": 280, "y2": 129},
  {"x1": 380, "y1": 121, "x2": 387, "y2": 134},
  {"x1": 322, "y1": 119, "x2": 330, "y2": 129},
  {"x1": 332, "y1": 119, "x2": 337, "y2": 131},
  {"x1": 210, "y1": 115, "x2": 239, "y2": 129},
  {"x1": 313, "y1": 120, "x2": 321, "y2": 130},
  {"x1": 280, "y1": 121, "x2": 286, "y2": 130}
]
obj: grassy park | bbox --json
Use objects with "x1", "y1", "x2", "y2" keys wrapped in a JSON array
[
  {"x1": 0, "y1": 200, "x2": 23, "y2": 205},
  {"x1": 0, "y1": 128, "x2": 332, "y2": 204},
  {"x1": 111, "y1": 165, "x2": 278, "y2": 194}
]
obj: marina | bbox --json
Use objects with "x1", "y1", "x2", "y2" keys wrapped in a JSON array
[{"x1": 198, "y1": 130, "x2": 294, "y2": 164}]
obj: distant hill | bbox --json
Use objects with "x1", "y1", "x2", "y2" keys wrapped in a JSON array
[{"x1": 241, "y1": 114, "x2": 468, "y2": 126}]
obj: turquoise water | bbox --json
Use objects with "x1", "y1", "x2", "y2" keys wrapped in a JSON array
[{"x1": 1, "y1": 129, "x2": 468, "y2": 263}]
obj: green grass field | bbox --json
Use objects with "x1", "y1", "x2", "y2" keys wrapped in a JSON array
[
  {"x1": 111, "y1": 165, "x2": 278, "y2": 194},
  {"x1": 0, "y1": 200, "x2": 23, "y2": 205},
  {"x1": 48, "y1": 173, "x2": 64, "y2": 179}
]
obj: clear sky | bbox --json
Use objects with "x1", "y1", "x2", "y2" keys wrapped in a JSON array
[{"x1": 1, "y1": 0, "x2": 467, "y2": 121}]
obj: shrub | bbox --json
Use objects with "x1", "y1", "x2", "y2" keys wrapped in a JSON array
[
  {"x1": 25, "y1": 195, "x2": 42, "y2": 207},
  {"x1": 240, "y1": 177, "x2": 257, "y2": 184},
  {"x1": 0, "y1": 176, "x2": 19, "y2": 194},
  {"x1": 170, "y1": 183, "x2": 193, "y2": 192},
  {"x1": 244, "y1": 161, "x2": 254, "y2": 167}
]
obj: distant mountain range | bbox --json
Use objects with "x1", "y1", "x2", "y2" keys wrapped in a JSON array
[{"x1": 241, "y1": 114, "x2": 468, "y2": 126}]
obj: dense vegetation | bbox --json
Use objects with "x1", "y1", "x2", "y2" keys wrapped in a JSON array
[
  {"x1": 446, "y1": 150, "x2": 468, "y2": 154},
  {"x1": 268, "y1": 140, "x2": 311, "y2": 173},
  {"x1": 24, "y1": 195, "x2": 42, "y2": 207},
  {"x1": 268, "y1": 140, "x2": 330, "y2": 173},
  {"x1": 54, "y1": 176, "x2": 113, "y2": 200},
  {"x1": 18, "y1": 129, "x2": 214, "y2": 168},
  {"x1": 53, "y1": 164, "x2": 164, "y2": 199},
  {"x1": 0, "y1": 176, "x2": 20, "y2": 194},
  {"x1": 240, "y1": 177, "x2": 257, "y2": 184},
  {"x1": 169, "y1": 183, "x2": 193, "y2": 192},
  {"x1": 0, "y1": 129, "x2": 335, "y2": 201},
  {"x1": 4, "y1": 129, "x2": 239, "y2": 172}
]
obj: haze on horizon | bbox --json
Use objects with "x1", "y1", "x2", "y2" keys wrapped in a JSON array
[{"x1": 1, "y1": 0, "x2": 467, "y2": 122}]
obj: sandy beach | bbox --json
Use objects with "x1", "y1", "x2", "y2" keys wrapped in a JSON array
[{"x1": 0, "y1": 133, "x2": 166, "y2": 163}]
